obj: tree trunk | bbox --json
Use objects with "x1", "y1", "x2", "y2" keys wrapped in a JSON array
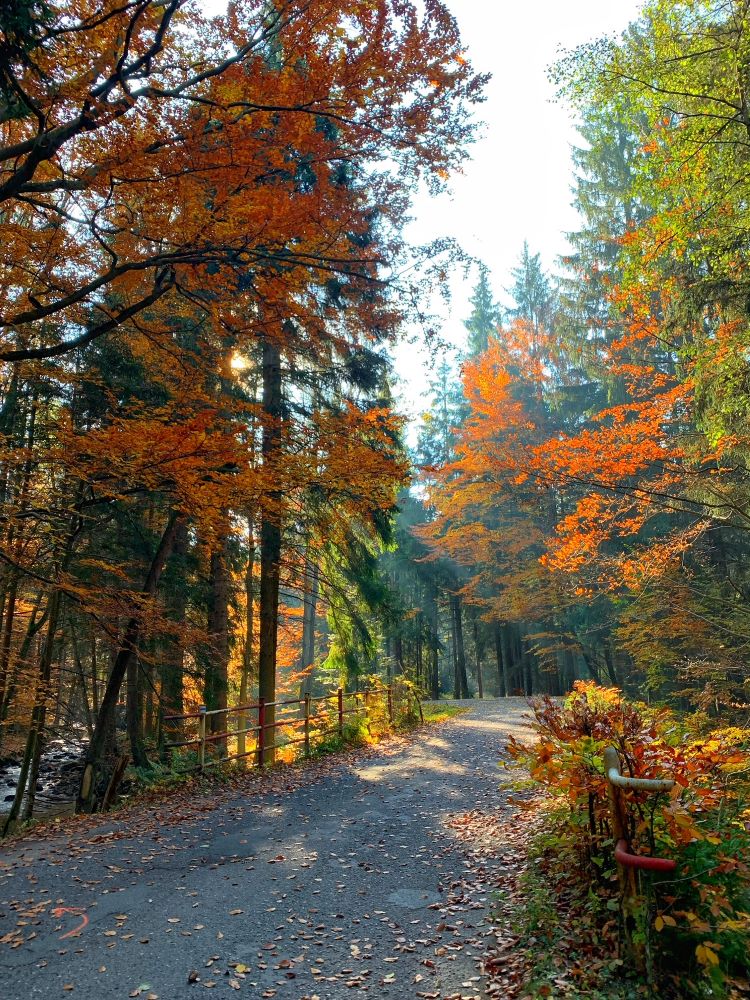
[
  {"x1": 0, "y1": 393, "x2": 37, "y2": 710},
  {"x1": 0, "y1": 560, "x2": 20, "y2": 716},
  {"x1": 144, "y1": 647, "x2": 155, "y2": 739},
  {"x1": 415, "y1": 626, "x2": 423, "y2": 688},
  {"x1": 77, "y1": 510, "x2": 185, "y2": 813},
  {"x1": 511, "y1": 626, "x2": 524, "y2": 693},
  {"x1": 450, "y1": 601, "x2": 459, "y2": 699},
  {"x1": 126, "y1": 649, "x2": 149, "y2": 770},
  {"x1": 603, "y1": 641, "x2": 620, "y2": 686},
  {"x1": 298, "y1": 551, "x2": 319, "y2": 697},
  {"x1": 450, "y1": 592, "x2": 469, "y2": 699},
  {"x1": 427, "y1": 583, "x2": 440, "y2": 699},
  {"x1": 521, "y1": 634, "x2": 534, "y2": 696},
  {"x1": 71, "y1": 621, "x2": 94, "y2": 739},
  {"x1": 3, "y1": 586, "x2": 63, "y2": 834},
  {"x1": 0, "y1": 587, "x2": 46, "y2": 726},
  {"x1": 494, "y1": 622, "x2": 508, "y2": 697},
  {"x1": 205, "y1": 533, "x2": 230, "y2": 756},
  {"x1": 20, "y1": 588, "x2": 64, "y2": 824},
  {"x1": 562, "y1": 645, "x2": 576, "y2": 693},
  {"x1": 159, "y1": 520, "x2": 188, "y2": 760},
  {"x1": 238, "y1": 514, "x2": 255, "y2": 759},
  {"x1": 394, "y1": 635, "x2": 404, "y2": 675},
  {"x1": 5, "y1": 479, "x2": 81, "y2": 830},
  {"x1": 258, "y1": 337, "x2": 283, "y2": 764},
  {"x1": 91, "y1": 631, "x2": 99, "y2": 715},
  {"x1": 581, "y1": 646, "x2": 602, "y2": 684},
  {"x1": 471, "y1": 607, "x2": 483, "y2": 698}
]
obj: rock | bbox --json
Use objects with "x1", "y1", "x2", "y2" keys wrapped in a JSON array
[
  {"x1": 59, "y1": 760, "x2": 84, "y2": 774},
  {"x1": 4, "y1": 793, "x2": 14, "y2": 802}
]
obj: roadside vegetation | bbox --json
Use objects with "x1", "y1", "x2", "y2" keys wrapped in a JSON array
[{"x1": 506, "y1": 683, "x2": 750, "y2": 998}]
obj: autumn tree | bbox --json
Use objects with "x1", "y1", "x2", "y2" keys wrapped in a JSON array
[{"x1": 0, "y1": 0, "x2": 486, "y2": 819}]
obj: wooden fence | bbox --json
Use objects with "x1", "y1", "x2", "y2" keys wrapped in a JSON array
[{"x1": 163, "y1": 683, "x2": 423, "y2": 772}]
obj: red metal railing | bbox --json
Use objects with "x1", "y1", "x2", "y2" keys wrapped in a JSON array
[
  {"x1": 603, "y1": 745, "x2": 677, "y2": 969},
  {"x1": 603, "y1": 745, "x2": 676, "y2": 873},
  {"x1": 613, "y1": 839, "x2": 676, "y2": 873}
]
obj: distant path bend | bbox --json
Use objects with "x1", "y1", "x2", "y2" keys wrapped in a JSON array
[{"x1": 0, "y1": 698, "x2": 531, "y2": 999}]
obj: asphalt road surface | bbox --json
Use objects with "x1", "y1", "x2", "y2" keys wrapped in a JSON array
[{"x1": 0, "y1": 698, "x2": 531, "y2": 999}]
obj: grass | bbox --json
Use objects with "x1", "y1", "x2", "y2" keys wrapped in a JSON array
[{"x1": 421, "y1": 703, "x2": 468, "y2": 724}]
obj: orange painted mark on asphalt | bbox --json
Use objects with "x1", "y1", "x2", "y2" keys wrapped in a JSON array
[{"x1": 51, "y1": 906, "x2": 89, "y2": 939}]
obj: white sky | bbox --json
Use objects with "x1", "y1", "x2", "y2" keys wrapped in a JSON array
[{"x1": 393, "y1": 0, "x2": 644, "y2": 425}]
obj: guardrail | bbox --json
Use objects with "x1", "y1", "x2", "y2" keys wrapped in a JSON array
[
  {"x1": 603, "y1": 745, "x2": 676, "y2": 969},
  {"x1": 163, "y1": 683, "x2": 422, "y2": 773}
]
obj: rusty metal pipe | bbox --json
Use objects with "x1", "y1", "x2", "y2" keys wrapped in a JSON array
[
  {"x1": 603, "y1": 746, "x2": 675, "y2": 793},
  {"x1": 604, "y1": 746, "x2": 676, "y2": 878},
  {"x1": 614, "y1": 838, "x2": 676, "y2": 872}
]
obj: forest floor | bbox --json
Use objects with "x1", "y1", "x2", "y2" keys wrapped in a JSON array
[{"x1": 0, "y1": 699, "x2": 537, "y2": 1000}]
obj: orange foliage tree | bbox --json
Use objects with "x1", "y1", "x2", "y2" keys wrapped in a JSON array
[{"x1": 0, "y1": 0, "x2": 485, "y2": 819}]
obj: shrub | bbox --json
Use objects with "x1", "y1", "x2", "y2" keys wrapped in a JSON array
[{"x1": 509, "y1": 682, "x2": 750, "y2": 997}]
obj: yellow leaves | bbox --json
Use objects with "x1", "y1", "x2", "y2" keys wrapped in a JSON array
[
  {"x1": 654, "y1": 914, "x2": 676, "y2": 931},
  {"x1": 719, "y1": 916, "x2": 750, "y2": 933},
  {"x1": 695, "y1": 942, "x2": 720, "y2": 967}
]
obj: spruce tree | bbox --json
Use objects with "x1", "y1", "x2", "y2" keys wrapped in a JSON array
[{"x1": 463, "y1": 264, "x2": 501, "y2": 357}]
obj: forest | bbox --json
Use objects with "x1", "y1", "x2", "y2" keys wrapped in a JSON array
[
  {"x1": 1, "y1": 0, "x2": 750, "y2": 995},
  {"x1": 0, "y1": 0, "x2": 746, "y2": 795}
]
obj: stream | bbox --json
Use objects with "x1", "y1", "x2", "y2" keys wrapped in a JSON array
[{"x1": 0, "y1": 730, "x2": 86, "y2": 818}]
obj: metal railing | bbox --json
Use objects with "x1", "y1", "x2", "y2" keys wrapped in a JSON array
[
  {"x1": 163, "y1": 682, "x2": 422, "y2": 773},
  {"x1": 603, "y1": 746, "x2": 676, "y2": 874},
  {"x1": 603, "y1": 745, "x2": 677, "y2": 969}
]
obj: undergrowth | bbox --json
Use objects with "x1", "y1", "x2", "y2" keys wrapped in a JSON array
[
  {"x1": 508, "y1": 804, "x2": 649, "y2": 999},
  {"x1": 127, "y1": 693, "x2": 440, "y2": 804},
  {"x1": 421, "y1": 703, "x2": 467, "y2": 724},
  {"x1": 508, "y1": 682, "x2": 750, "y2": 999}
]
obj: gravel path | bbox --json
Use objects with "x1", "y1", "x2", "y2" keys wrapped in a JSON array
[{"x1": 0, "y1": 698, "x2": 531, "y2": 999}]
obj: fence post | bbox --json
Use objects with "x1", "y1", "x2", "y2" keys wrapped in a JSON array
[
  {"x1": 337, "y1": 687, "x2": 344, "y2": 738},
  {"x1": 198, "y1": 705, "x2": 207, "y2": 773},
  {"x1": 257, "y1": 698, "x2": 266, "y2": 767},
  {"x1": 387, "y1": 685, "x2": 393, "y2": 724},
  {"x1": 304, "y1": 693, "x2": 311, "y2": 756},
  {"x1": 362, "y1": 689, "x2": 371, "y2": 735}
]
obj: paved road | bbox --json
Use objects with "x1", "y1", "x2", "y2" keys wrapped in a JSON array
[{"x1": 0, "y1": 699, "x2": 530, "y2": 999}]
